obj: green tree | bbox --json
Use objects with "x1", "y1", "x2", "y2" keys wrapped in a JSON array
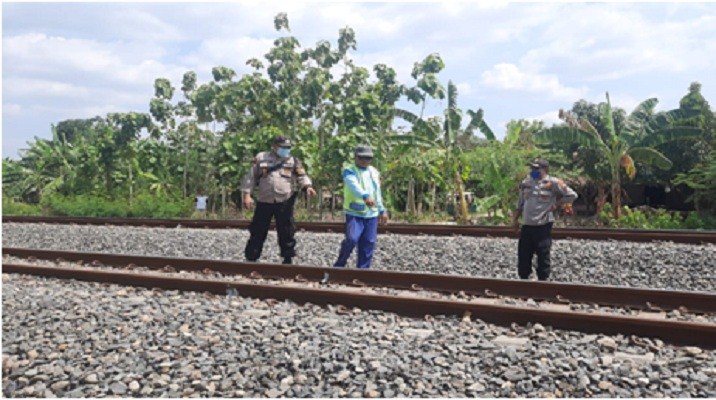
[
  {"x1": 673, "y1": 150, "x2": 716, "y2": 213},
  {"x1": 107, "y1": 112, "x2": 151, "y2": 205},
  {"x1": 536, "y1": 93, "x2": 702, "y2": 218},
  {"x1": 395, "y1": 63, "x2": 491, "y2": 224},
  {"x1": 640, "y1": 82, "x2": 716, "y2": 186}
]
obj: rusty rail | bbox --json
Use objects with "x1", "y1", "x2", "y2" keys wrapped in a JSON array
[
  {"x1": 4, "y1": 215, "x2": 715, "y2": 244},
  {"x1": 5, "y1": 247, "x2": 715, "y2": 313},
  {"x1": 4, "y1": 261, "x2": 716, "y2": 348}
]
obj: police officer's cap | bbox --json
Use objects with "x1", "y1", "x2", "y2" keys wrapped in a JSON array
[
  {"x1": 530, "y1": 158, "x2": 549, "y2": 169},
  {"x1": 354, "y1": 144, "x2": 374, "y2": 158},
  {"x1": 273, "y1": 136, "x2": 292, "y2": 147}
]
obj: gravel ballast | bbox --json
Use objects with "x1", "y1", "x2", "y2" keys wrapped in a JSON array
[
  {"x1": 3, "y1": 274, "x2": 715, "y2": 398},
  {"x1": 2, "y1": 223, "x2": 715, "y2": 292},
  {"x1": 3, "y1": 223, "x2": 716, "y2": 397},
  {"x1": 5, "y1": 255, "x2": 716, "y2": 325}
]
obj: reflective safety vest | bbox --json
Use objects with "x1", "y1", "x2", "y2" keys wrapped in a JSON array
[{"x1": 343, "y1": 163, "x2": 379, "y2": 216}]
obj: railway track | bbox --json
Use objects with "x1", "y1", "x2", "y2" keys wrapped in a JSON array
[
  {"x1": 4, "y1": 215, "x2": 716, "y2": 244},
  {"x1": 4, "y1": 247, "x2": 716, "y2": 348}
]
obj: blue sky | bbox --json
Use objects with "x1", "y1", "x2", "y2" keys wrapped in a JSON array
[{"x1": 3, "y1": 2, "x2": 716, "y2": 159}]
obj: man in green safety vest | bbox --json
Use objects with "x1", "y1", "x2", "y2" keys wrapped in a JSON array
[{"x1": 333, "y1": 144, "x2": 389, "y2": 269}]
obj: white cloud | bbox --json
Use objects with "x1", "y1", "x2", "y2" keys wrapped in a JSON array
[
  {"x1": 317, "y1": 3, "x2": 404, "y2": 39},
  {"x1": 480, "y1": 63, "x2": 588, "y2": 101},
  {"x1": 109, "y1": 8, "x2": 184, "y2": 42},
  {"x1": 456, "y1": 82, "x2": 472, "y2": 96},
  {"x1": 352, "y1": 46, "x2": 426, "y2": 84},
  {"x1": 3, "y1": 104, "x2": 23, "y2": 117},
  {"x1": 2, "y1": 33, "x2": 181, "y2": 88},
  {"x1": 4, "y1": 78, "x2": 91, "y2": 99},
  {"x1": 3, "y1": 2, "x2": 716, "y2": 160},
  {"x1": 3, "y1": 33, "x2": 120, "y2": 74},
  {"x1": 525, "y1": 111, "x2": 561, "y2": 127},
  {"x1": 520, "y1": 5, "x2": 716, "y2": 82},
  {"x1": 180, "y1": 37, "x2": 275, "y2": 78}
]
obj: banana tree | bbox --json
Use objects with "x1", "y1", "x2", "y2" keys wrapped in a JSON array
[
  {"x1": 394, "y1": 79, "x2": 491, "y2": 224},
  {"x1": 535, "y1": 92, "x2": 701, "y2": 218},
  {"x1": 8, "y1": 125, "x2": 85, "y2": 202}
]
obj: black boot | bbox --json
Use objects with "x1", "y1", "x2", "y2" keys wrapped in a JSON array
[{"x1": 282, "y1": 257, "x2": 292, "y2": 265}]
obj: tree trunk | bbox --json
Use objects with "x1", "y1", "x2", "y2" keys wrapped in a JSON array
[
  {"x1": 406, "y1": 179, "x2": 416, "y2": 214},
  {"x1": 416, "y1": 183, "x2": 422, "y2": 215},
  {"x1": 612, "y1": 170, "x2": 622, "y2": 220},
  {"x1": 221, "y1": 182, "x2": 226, "y2": 217},
  {"x1": 183, "y1": 128, "x2": 189, "y2": 198},
  {"x1": 331, "y1": 186, "x2": 336, "y2": 218},
  {"x1": 429, "y1": 182, "x2": 436, "y2": 214},
  {"x1": 595, "y1": 184, "x2": 608, "y2": 215},
  {"x1": 128, "y1": 160, "x2": 133, "y2": 207},
  {"x1": 105, "y1": 169, "x2": 112, "y2": 195},
  {"x1": 319, "y1": 188, "x2": 325, "y2": 221},
  {"x1": 455, "y1": 169, "x2": 469, "y2": 225}
]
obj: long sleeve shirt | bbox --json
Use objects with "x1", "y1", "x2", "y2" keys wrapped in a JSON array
[
  {"x1": 241, "y1": 152, "x2": 312, "y2": 203},
  {"x1": 516, "y1": 175, "x2": 578, "y2": 226},
  {"x1": 343, "y1": 165, "x2": 386, "y2": 218}
]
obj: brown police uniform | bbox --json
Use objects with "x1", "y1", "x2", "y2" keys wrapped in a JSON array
[
  {"x1": 515, "y1": 170, "x2": 577, "y2": 281},
  {"x1": 241, "y1": 151, "x2": 312, "y2": 263}
]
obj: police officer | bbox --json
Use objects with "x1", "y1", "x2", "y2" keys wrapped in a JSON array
[
  {"x1": 333, "y1": 144, "x2": 389, "y2": 269},
  {"x1": 241, "y1": 136, "x2": 317, "y2": 264},
  {"x1": 511, "y1": 158, "x2": 577, "y2": 281}
]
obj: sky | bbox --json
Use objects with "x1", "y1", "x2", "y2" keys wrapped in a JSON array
[{"x1": 3, "y1": 1, "x2": 716, "y2": 159}]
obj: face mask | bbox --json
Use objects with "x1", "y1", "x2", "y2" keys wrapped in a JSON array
[
  {"x1": 530, "y1": 169, "x2": 541, "y2": 180},
  {"x1": 277, "y1": 148, "x2": 291, "y2": 158}
]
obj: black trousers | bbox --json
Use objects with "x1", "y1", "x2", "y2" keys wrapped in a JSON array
[
  {"x1": 517, "y1": 222, "x2": 553, "y2": 281},
  {"x1": 244, "y1": 200, "x2": 296, "y2": 261}
]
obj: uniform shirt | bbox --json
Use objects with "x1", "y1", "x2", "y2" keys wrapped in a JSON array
[
  {"x1": 343, "y1": 165, "x2": 386, "y2": 219},
  {"x1": 195, "y1": 195, "x2": 208, "y2": 211},
  {"x1": 516, "y1": 175, "x2": 577, "y2": 226},
  {"x1": 240, "y1": 151, "x2": 312, "y2": 203}
]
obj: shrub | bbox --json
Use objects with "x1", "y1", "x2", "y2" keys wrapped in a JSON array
[
  {"x1": 2, "y1": 198, "x2": 42, "y2": 216},
  {"x1": 599, "y1": 203, "x2": 715, "y2": 230},
  {"x1": 128, "y1": 193, "x2": 192, "y2": 218},
  {"x1": 40, "y1": 193, "x2": 192, "y2": 218},
  {"x1": 42, "y1": 194, "x2": 129, "y2": 217}
]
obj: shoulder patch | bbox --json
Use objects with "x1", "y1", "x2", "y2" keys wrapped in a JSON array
[{"x1": 556, "y1": 178, "x2": 568, "y2": 191}]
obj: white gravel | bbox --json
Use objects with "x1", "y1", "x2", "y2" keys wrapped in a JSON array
[
  {"x1": 2, "y1": 222, "x2": 715, "y2": 292},
  {"x1": 3, "y1": 273, "x2": 715, "y2": 397},
  {"x1": 3, "y1": 223, "x2": 715, "y2": 397}
]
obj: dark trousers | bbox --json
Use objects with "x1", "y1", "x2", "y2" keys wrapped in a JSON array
[
  {"x1": 244, "y1": 200, "x2": 296, "y2": 261},
  {"x1": 333, "y1": 214, "x2": 379, "y2": 269},
  {"x1": 517, "y1": 222, "x2": 553, "y2": 281}
]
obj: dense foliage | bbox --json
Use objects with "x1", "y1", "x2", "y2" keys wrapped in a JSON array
[{"x1": 3, "y1": 14, "x2": 715, "y2": 228}]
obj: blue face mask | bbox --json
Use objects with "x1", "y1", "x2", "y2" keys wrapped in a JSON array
[
  {"x1": 277, "y1": 147, "x2": 291, "y2": 158},
  {"x1": 530, "y1": 169, "x2": 541, "y2": 180}
]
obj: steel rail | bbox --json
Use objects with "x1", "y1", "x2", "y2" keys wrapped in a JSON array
[
  {"x1": 4, "y1": 262, "x2": 716, "y2": 348},
  {"x1": 5, "y1": 247, "x2": 715, "y2": 313},
  {"x1": 4, "y1": 215, "x2": 715, "y2": 244}
]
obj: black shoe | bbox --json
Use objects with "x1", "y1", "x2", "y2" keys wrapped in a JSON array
[{"x1": 282, "y1": 257, "x2": 292, "y2": 265}]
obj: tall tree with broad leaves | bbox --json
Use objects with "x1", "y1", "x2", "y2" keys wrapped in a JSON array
[
  {"x1": 535, "y1": 92, "x2": 702, "y2": 218},
  {"x1": 394, "y1": 66, "x2": 492, "y2": 223},
  {"x1": 107, "y1": 112, "x2": 152, "y2": 205},
  {"x1": 641, "y1": 82, "x2": 716, "y2": 185}
]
